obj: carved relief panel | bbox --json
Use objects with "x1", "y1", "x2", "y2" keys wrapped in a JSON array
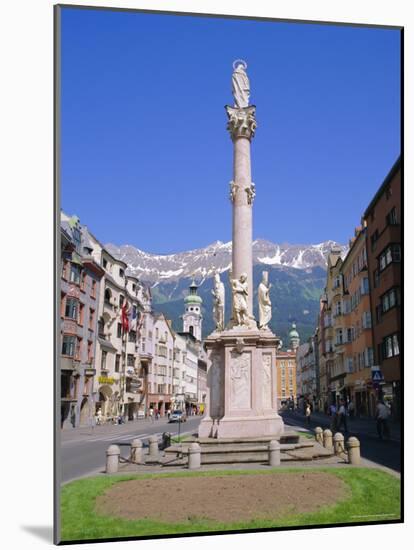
[
  {"x1": 262, "y1": 353, "x2": 272, "y2": 409},
  {"x1": 229, "y1": 351, "x2": 251, "y2": 410}
]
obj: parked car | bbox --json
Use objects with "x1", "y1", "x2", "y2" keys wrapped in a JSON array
[{"x1": 168, "y1": 410, "x2": 187, "y2": 423}]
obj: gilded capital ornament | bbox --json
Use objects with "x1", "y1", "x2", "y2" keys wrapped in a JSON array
[{"x1": 225, "y1": 105, "x2": 257, "y2": 141}]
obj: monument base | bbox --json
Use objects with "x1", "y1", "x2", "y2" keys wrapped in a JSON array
[
  {"x1": 198, "y1": 326, "x2": 284, "y2": 441},
  {"x1": 198, "y1": 413, "x2": 284, "y2": 439}
]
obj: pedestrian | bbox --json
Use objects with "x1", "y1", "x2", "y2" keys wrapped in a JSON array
[
  {"x1": 348, "y1": 400, "x2": 354, "y2": 419},
  {"x1": 329, "y1": 403, "x2": 338, "y2": 432},
  {"x1": 96, "y1": 407, "x2": 103, "y2": 426},
  {"x1": 167, "y1": 409, "x2": 171, "y2": 420},
  {"x1": 149, "y1": 407, "x2": 154, "y2": 422},
  {"x1": 337, "y1": 399, "x2": 348, "y2": 433},
  {"x1": 305, "y1": 402, "x2": 311, "y2": 426},
  {"x1": 375, "y1": 399, "x2": 391, "y2": 440},
  {"x1": 70, "y1": 407, "x2": 76, "y2": 428}
]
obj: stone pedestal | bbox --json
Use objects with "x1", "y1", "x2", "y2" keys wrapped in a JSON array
[{"x1": 198, "y1": 327, "x2": 284, "y2": 439}]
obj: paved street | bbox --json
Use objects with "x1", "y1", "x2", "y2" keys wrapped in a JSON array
[
  {"x1": 60, "y1": 415, "x2": 202, "y2": 483},
  {"x1": 280, "y1": 410, "x2": 401, "y2": 473},
  {"x1": 60, "y1": 411, "x2": 401, "y2": 483}
]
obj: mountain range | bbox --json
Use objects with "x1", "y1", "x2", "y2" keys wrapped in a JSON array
[{"x1": 105, "y1": 239, "x2": 347, "y2": 347}]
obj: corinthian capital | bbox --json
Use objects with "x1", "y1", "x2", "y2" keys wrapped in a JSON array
[{"x1": 225, "y1": 105, "x2": 257, "y2": 141}]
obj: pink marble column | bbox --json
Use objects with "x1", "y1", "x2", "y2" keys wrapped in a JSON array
[{"x1": 226, "y1": 105, "x2": 257, "y2": 316}]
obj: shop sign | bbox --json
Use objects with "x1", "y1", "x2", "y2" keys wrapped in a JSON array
[{"x1": 99, "y1": 376, "x2": 115, "y2": 385}]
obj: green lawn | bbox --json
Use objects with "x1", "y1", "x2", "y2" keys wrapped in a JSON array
[{"x1": 60, "y1": 467, "x2": 400, "y2": 543}]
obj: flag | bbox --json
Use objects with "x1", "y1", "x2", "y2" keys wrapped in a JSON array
[
  {"x1": 121, "y1": 302, "x2": 129, "y2": 333},
  {"x1": 128, "y1": 306, "x2": 137, "y2": 332}
]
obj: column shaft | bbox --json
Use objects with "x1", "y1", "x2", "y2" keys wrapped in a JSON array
[{"x1": 232, "y1": 136, "x2": 253, "y2": 314}]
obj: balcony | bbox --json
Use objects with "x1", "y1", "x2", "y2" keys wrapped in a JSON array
[{"x1": 61, "y1": 356, "x2": 77, "y2": 371}]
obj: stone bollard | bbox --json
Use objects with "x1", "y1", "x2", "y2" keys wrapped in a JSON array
[
  {"x1": 268, "y1": 440, "x2": 281, "y2": 467},
  {"x1": 333, "y1": 432, "x2": 345, "y2": 455},
  {"x1": 130, "y1": 439, "x2": 144, "y2": 464},
  {"x1": 323, "y1": 429, "x2": 333, "y2": 450},
  {"x1": 106, "y1": 444, "x2": 120, "y2": 474},
  {"x1": 314, "y1": 427, "x2": 323, "y2": 445},
  {"x1": 148, "y1": 435, "x2": 160, "y2": 459},
  {"x1": 188, "y1": 442, "x2": 201, "y2": 469},
  {"x1": 347, "y1": 436, "x2": 361, "y2": 465},
  {"x1": 161, "y1": 432, "x2": 171, "y2": 450}
]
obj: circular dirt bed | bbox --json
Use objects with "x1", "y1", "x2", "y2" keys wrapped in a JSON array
[{"x1": 96, "y1": 472, "x2": 349, "y2": 523}]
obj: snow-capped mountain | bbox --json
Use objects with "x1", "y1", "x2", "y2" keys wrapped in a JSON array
[{"x1": 105, "y1": 239, "x2": 347, "y2": 284}]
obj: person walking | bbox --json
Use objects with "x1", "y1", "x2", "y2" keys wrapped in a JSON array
[
  {"x1": 305, "y1": 402, "x2": 311, "y2": 426},
  {"x1": 375, "y1": 399, "x2": 391, "y2": 440},
  {"x1": 347, "y1": 400, "x2": 354, "y2": 419},
  {"x1": 329, "y1": 403, "x2": 338, "y2": 432},
  {"x1": 149, "y1": 407, "x2": 154, "y2": 422},
  {"x1": 337, "y1": 399, "x2": 348, "y2": 433}
]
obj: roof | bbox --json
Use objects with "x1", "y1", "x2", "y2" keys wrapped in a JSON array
[{"x1": 363, "y1": 156, "x2": 401, "y2": 217}]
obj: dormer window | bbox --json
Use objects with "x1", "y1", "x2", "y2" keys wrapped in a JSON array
[{"x1": 119, "y1": 268, "x2": 125, "y2": 278}]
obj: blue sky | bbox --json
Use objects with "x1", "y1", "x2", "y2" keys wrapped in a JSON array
[{"x1": 60, "y1": 7, "x2": 401, "y2": 254}]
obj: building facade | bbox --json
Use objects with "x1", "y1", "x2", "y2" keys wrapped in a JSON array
[
  {"x1": 60, "y1": 215, "x2": 104, "y2": 428},
  {"x1": 364, "y1": 157, "x2": 401, "y2": 418},
  {"x1": 149, "y1": 313, "x2": 175, "y2": 416},
  {"x1": 275, "y1": 350, "x2": 297, "y2": 408},
  {"x1": 342, "y1": 227, "x2": 375, "y2": 416}
]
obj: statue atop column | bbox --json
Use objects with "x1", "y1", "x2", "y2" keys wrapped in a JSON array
[
  {"x1": 258, "y1": 271, "x2": 272, "y2": 330},
  {"x1": 212, "y1": 272, "x2": 225, "y2": 331},
  {"x1": 232, "y1": 60, "x2": 250, "y2": 109},
  {"x1": 230, "y1": 271, "x2": 249, "y2": 326}
]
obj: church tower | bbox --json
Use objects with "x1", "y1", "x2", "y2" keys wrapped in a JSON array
[
  {"x1": 289, "y1": 322, "x2": 300, "y2": 351},
  {"x1": 183, "y1": 279, "x2": 203, "y2": 341}
]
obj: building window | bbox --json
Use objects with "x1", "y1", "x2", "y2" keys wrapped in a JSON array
[
  {"x1": 382, "y1": 334, "x2": 400, "y2": 359},
  {"x1": 119, "y1": 268, "x2": 125, "y2": 278},
  {"x1": 335, "y1": 329, "x2": 343, "y2": 345},
  {"x1": 70, "y1": 264, "x2": 81, "y2": 284},
  {"x1": 101, "y1": 351, "x2": 107, "y2": 370},
  {"x1": 381, "y1": 288, "x2": 400, "y2": 313},
  {"x1": 62, "y1": 335, "x2": 76, "y2": 357},
  {"x1": 386, "y1": 207, "x2": 398, "y2": 225},
  {"x1": 117, "y1": 323, "x2": 122, "y2": 338},
  {"x1": 129, "y1": 330, "x2": 136, "y2": 342},
  {"x1": 81, "y1": 271, "x2": 87, "y2": 291},
  {"x1": 98, "y1": 318, "x2": 105, "y2": 338},
  {"x1": 65, "y1": 297, "x2": 78, "y2": 320},
  {"x1": 362, "y1": 311, "x2": 372, "y2": 329},
  {"x1": 379, "y1": 244, "x2": 401, "y2": 271},
  {"x1": 115, "y1": 354, "x2": 120, "y2": 373},
  {"x1": 87, "y1": 341, "x2": 93, "y2": 363},
  {"x1": 335, "y1": 301, "x2": 342, "y2": 316},
  {"x1": 119, "y1": 295, "x2": 124, "y2": 308},
  {"x1": 102, "y1": 258, "x2": 108, "y2": 269},
  {"x1": 364, "y1": 348, "x2": 374, "y2": 367},
  {"x1": 89, "y1": 308, "x2": 95, "y2": 330},
  {"x1": 127, "y1": 354, "x2": 135, "y2": 367},
  {"x1": 104, "y1": 288, "x2": 112, "y2": 305},
  {"x1": 91, "y1": 279, "x2": 97, "y2": 299},
  {"x1": 360, "y1": 277, "x2": 369, "y2": 295}
]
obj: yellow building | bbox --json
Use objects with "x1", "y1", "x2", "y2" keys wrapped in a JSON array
[{"x1": 276, "y1": 349, "x2": 297, "y2": 409}]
